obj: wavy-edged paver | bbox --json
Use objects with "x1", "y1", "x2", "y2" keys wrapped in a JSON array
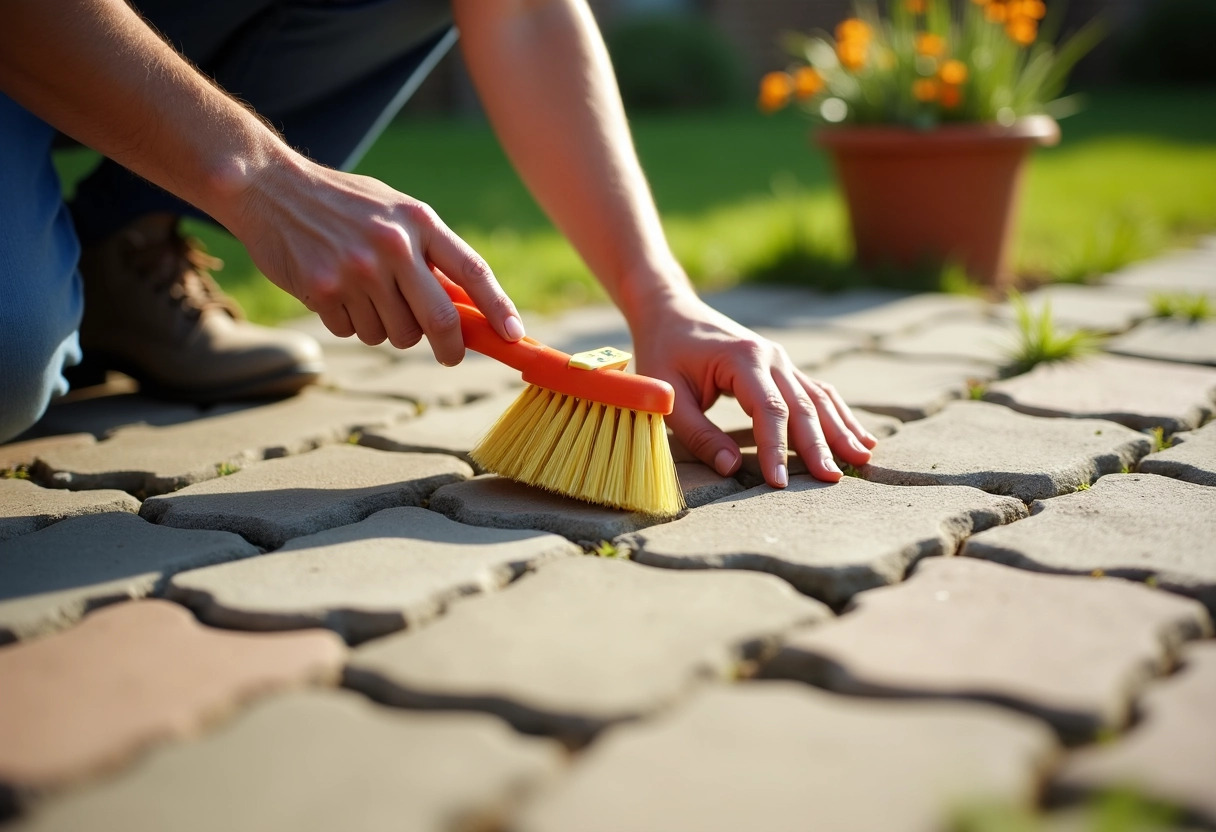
[
  {"x1": 514, "y1": 681, "x2": 1057, "y2": 832},
  {"x1": 11, "y1": 689, "x2": 561, "y2": 832},
  {"x1": 0, "y1": 434, "x2": 93, "y2": 471},
  {"x1": 693, "y1": 393, "x2": 901, "y2": 447},
  {"x1": 168, "y1": 507, "x2": 579, "y2": 643},
  {"x1": 1105, "y1": 249, "x2": 1216, "y2": 299},
  {"x1": 0, "y1": 600, "x2": 344, "y2": 794},
  {"x1": 821, "y1": 292, "x2": 988, "y2": 337},
  {"x1": 0, "y1": 512, "x2": 257, "y2": 643},
  {"x1": 346, "y1": 557, "x2": 830, "y2": 741},
  {"x1": 812, "y1": 353, "x2": 996, "y2": 421},
  {"x1": 0, "y1": 478, "x2": 139, "y2": 542},
  {"x1": 880, "y1": 317, "x2": 1017, "y2": 367},
  {"x1": 1140, "y1": 421, "x2": 1216, "y2": 487},
  {"x1": 140, "y1": 445, "x2": 470, "y2": 549},
  {"x1": 30, "y1": 390, "x2": 415, "y2": 496},
  {"x1": 984, "y1": 354, "x2": 1216, "y2": 433},
  {"x1": 1107, "y1": 319, "x2": 1216, "y2": 367},
  {"x1": 963, "y1": 474, "x2": 1216, "y2": 615},
  {"x1": 753, "y1": 326, "x2": 866, "y2": 368},
  {"x1": 1055, "y1": 642, "x2": 1216, "y2": 825},
  {"x1": 992, "y1": 284, "x2": 1153, "y2": 333},
  {"x1": 332, "y1": 354, "x2": 524, "y2": 407},
  {"x1": 357, "y1": 390, "x2": 521, "y2": 465},
  {"x1": 859, "y1": 401, "x2": 1151, "y2": 501},
  {"x1": 764, "y1": 558, "x2": 1211, "y2": 742},
  {"x1": 621, "y1": 476, "x2": 1025, "y2": 606}
]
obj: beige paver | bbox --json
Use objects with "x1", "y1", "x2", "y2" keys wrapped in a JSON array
[
  {"x1": 356, "y1": 389, "x2": 521, "y2": 465},
  {"x1": 880, "y1": 317, "x2": 1018, "y2": 366},
  {"x1": 331, "y1": 354, "x2": 524, "y2": 407},
  {"x1": 0, "y1": 434, "x2": 93, "y2": 471},
  {"x1": 139, "y1": 445, "x2": 470, "y2": 549},
  {"x1": 765, "y1": 558, "x2": 1211, "y2": 742},
  {"x1": 992, "y1": 284, "x2": 1153, "y2": 333},
  {"x1": 346, "y1": 557, "x2": 830, "y2": 740},
  {"x1": 168, "y1": 507, "x2": 579, "y2": 643},
  {"x1": 812, "y1": 353, "x2": 996, "y2": 421},
  {"x1": 0, "y1": 478, "x2": 139, "y2": 542},
  {"x1": 1140, "y1": 421, "x2": 1216, "y2": 487},
  {"x1": 1105, "y1": 250, "x2": 1216, "y2": 300},
  {"x1": 1108, "y1": 319, "x2": 1216, "y2": 368},
  {"x1": 753, "y1": 326, "x2": 866, "y2": 368}
]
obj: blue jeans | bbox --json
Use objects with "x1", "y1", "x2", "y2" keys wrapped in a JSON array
[{"x1": 0, "y1": 0, "x2": 453, "y2": 442}]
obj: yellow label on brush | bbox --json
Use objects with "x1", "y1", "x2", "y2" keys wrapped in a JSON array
[{"x1": 568, "y1": 347, "x2": 632, "y2": 371}]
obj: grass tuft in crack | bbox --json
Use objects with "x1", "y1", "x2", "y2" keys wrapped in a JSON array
[
  {"x1": 1005, "y1": 290, "x2": 1104, "y2": 374},
  {"x1": 1150, "y1": 292, "x2": 1211, "y2": 322}
]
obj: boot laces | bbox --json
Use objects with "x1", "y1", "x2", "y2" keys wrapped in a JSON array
[{"x1": 132, "y1": 228, "x2": 244, "y2": 321}]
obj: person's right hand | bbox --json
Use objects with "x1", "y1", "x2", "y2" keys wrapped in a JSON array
[{"x1": 224, "y1": 155, "x2": 525, "y2": 365}]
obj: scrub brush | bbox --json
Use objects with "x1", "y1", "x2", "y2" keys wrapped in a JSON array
[{"x1": 442, "y1": 281, "x2": 684, "y2": 517}]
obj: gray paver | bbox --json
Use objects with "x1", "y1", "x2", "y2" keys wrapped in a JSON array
[
  {"x1": 622, "y1": 476, "x2": 1026, "y2": 607},
  {"x1": 822, "y1": 292, "x2": 989, "y2": 337},
  {"x1": 356, "y1": 390, "x2": 522, "y2": 465},
  {"x1": 993, "y1": 284, "x2": 1153, "y2": 333},
  {"x1": 1105, "y1": 250, "x2": 1216, "y2": 300},
  {"x1": 0, "y1": 434, "x2": 94, "y2": 471},
  {"x1": 1055, "y1": 642, "x2": 1216, "y2": 825},
  {"x1": 764, "y1": 557, "x2": 1211, "y2": 742},
  {"x1": 860, "y1": 401, "x2": 1152, "y2": 501},
  {"x1": 675, "y1": 462, "x2": 744, "y2": 508},
  {"x1": 0, "y1": 512, "x2": 257, "y2": 643},
  {"x1": 428, "y1": 475, "x2": 680, "y2": 543},
  {"x1": 753, "y1": 326, "x2": 865, "y2": 368},
  {"x1": 694, "y1": 393, "x2": 901, "y2": 446},
  {"x1": 331, "y1": 354, "x2": 524, "y2": 407},
  {"x1": 879, "y1": 317, "x2": 1018, "y2": 366},
  {"x1": 1140, "y1": 421, "x2": 1216, "y2": 486},
  {"x1": 0, "y1": 478, "x2": 140, "y2": 542},
  {"x1": 1107, "y1": 319, "x2": 1216, "y2": 367},
  {"x1": 704, "y1": 286, "x2": 904, "y2": 330},
  {"x1": 11, "y1": 689, "x2": 561, "y2": 832},
  {"x1": 168, "y1": 507, "x2": 579, "y2": 643},
  {"x1": 31, "y1": 390, "x2": 415, "y2": 496},
  {"x1": 812, "y1": 353, "x2": 996, "y2": 421},
  {"x1": 346, "y1": 557, "x2": 830, "y2": 740},
  {"x1": 521, "y1": 304, "x2": 632, "y2": 356},
  {"x1": 984, "y1": 354, "x2": 1216, "y2": 433},
  {"x1": 18, "y1": 395, "x2": 217, "y2": 441},
  {"x1": 963, "y1": 474, "x2": 1216, "y2": 616},
  {"x1": 515, "y1": 682, "x2": 1057, "y2": 832},
  {"x1": 140, "y1": 445, "x2": 471, "y2": 550}
]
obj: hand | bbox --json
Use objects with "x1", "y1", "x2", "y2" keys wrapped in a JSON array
[
  {"x1": 631, "y1": 289, "x2": 877, "y2": 489},
  {"x1": 226, "y1": 155, "x2": 525, "y2": 365}
]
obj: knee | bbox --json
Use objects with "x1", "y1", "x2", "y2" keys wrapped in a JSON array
[{"x1": 0, "y1": 328, "x2": 80, "y2": 444}]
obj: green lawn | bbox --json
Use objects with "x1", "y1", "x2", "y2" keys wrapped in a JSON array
[{"x1": 54, "y1": 88, "x2": 1216, "y2": 324}]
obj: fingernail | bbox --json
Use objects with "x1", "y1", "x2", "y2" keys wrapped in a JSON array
[
  {"x1": 713, "y1": 448, "x2": 736, "y2": 476},
  {"x1": 825, "y1": 458, "x2": 842, "y2": 475},
  {"x1": 503, "y1": 315, "x2": 525, "y2": 341},
  {"x1": 849, "y1": 435, "x2": 868, "y2": 453},
  {"x1": 774, "y1": 464, "x2": 789, "y2": 488}
]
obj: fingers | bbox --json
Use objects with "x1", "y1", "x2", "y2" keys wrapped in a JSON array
[
  {"x1": 666, "y1": 386, "x2": 741, "y2": 478},
  {"x1": 728, "y1": 353, "x2": 791, "y2": 489},
  {"x1": 790, "y1": 370, "x2": 873, "y2": 467},
  {"x1": 815, "y1": 376, "x2": 879, "y2": 450},
  {"x1": 772, "y1": 369, "x2": 841, "y2": 482}
]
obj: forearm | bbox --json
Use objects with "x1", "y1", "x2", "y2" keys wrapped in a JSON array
[
  {"x1": 453, "y1": 0, "x2": 695, "y2": 324},
  {"x1": 0, "y1": 0, "x2": 292, "y2": 228}
]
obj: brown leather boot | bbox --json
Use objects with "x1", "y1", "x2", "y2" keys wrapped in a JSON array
[{"x1": 75, "y1": 215, "x2": 324, "y2": 401}]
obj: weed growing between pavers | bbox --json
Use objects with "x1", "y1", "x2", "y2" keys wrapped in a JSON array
[
  {"x1": 0, "y1": 466, "x2": 29, "y2": 480},
  {"x1": 587, "y1": 540, "x2": 628, "y2": 559},
  {"x1": 215, "y1": 462, "x2": 240, "y2": 477},
  {"x1": 1148, "y1": 427, "x2": 1174, "y2": 453},
  {"x1": 950, "y1": 788, "x2": 1185, "y2": 832},
  {"x1": 1151, "y1": 292, "x2": 1211, "y2": 322},
  {"x1": 1005, "y1": 291, "x2": 1105, "y2": 374}
]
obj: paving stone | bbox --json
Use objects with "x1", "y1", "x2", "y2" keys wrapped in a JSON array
[
  {"x1": 522, "y1": 304, "x2": 632, "y2": 356},
  {"x1": 1105, "y1": 250, "x2": 1216, "y2": 301},
  {"x1": 357, "y1": 390, "x2": 522, "y2": 465},
  {"x1": 514, "y1": 681, "x2": 1057, "y2": 832},
  {"x1": 821, "y1": 292, "x2": 990, "y2": 337},
  {"x1": 333, "y1": 354, "x2": 525, "y2": 408},
  {"x1": 879, "y1": 317, "x2": 1018, "y2": 366},
  {"x1": 0, "y1": 434, "x2": 93, "y2": 471},
  {"x1": 674, "y1": 462, "x2": 744, "y2": 508},
  {"x1": 984, "y1": 354, "x2": 1216, "y2": 433},
  {"x1": 18, "y1": 394, "x2": 219, "y2": 441},
  {"x1": 346, "y1": 557, "x2": 830, "y2": 740},
  {"x1": 140, "y1": 445, "x2": 471, "y2": 550},
  {"x1": 31, "y1": 390, "x2": 415, "y2": 496},
  {"x1": 0, "y1": 478, "x2": 140, "y2": 542},
  {"x1": 764, "y1": 558, "x2": 1211, "y2": 742},
  {"x1": 992, "y1": 284, "x2": 1153, "y2": 333},
  {"x1": 168, "y1": 507, "x2": 579, "y2": 643},
  {"x1": 812, "y1": 353, "x2": 996, "y2": 421},
  {"x1": 0, "y1": 512, "x2": 257, "y2": 643},
  {"x1": 860, "y1": 401, "x2": 1152, "y2": 501},
  {"x1": 963, "y1": 474, "x2": 1216, "y2": 616},
  {"x1": 428, "y1": 475, "x2": 681, "y2": 543},
  {"x1": 690, "y1": 394, "x2": 901, "y2": 446},
  {"x1": 621, "y1": 476, "x2": 1026, "y2": 607},
  {"x1": 704, "y1": 286, "x2": 904, "y2": 330},
  {"x1": 11, "y1": 689, "x2": 561, "y2": 832},
  {"x1": 1055, "y1": 642, "x2": 1216, "y2": 825},
  {"x1": 316, "y1": 349, "x2": 394, "y2": 387},
  {"x1": 0, "y1": 600, "x2": 344, "y2": 792},
  {"x1": 1140, "y1": 421, "x2": 1216, "y2": 487},
  {"x1": 752, "y1": 326, "x2": 865, "y2": 368},
  {"x1": 1107, "y1": 318, "x2": 1216, "y2": 367}
]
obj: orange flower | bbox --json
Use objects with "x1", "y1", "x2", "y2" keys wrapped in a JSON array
[
  {"x1": 985, "y1": 2, "x2": 1009, "y2": 23},
  {"x1": 915, "y1": 32, "x2": 947, "y2": 57},
  {"x1": 1010, "y1": 0, "x2": 1047, "y2": 19},
  {"x1": 837, "y1": 39, "x2": 869, "y2": 70},
  {"x1": 836, "y1": 18, "x2": 873, "y2": 44},
  {"x1": 940, "y1": 84, "x2": 963, "y2": 109},
  {"x1": 757, "y1": 71, "x2": 795, "y2": 113},
  {"x1": 793, "y1": 66, "x2": 825, "y2": 98},
  {"x1": 939, "y1": 59, "x2": 968, "y2": 85},
  {"x1": 1006, "y1": 15, "x2": 1038, "y2": 45},
  {"x1": 906, "y1": 0, "x2": 927, "y2": 13},
  {"x1": 913, "y1": 78, "x2": 940, "y2": 102}
]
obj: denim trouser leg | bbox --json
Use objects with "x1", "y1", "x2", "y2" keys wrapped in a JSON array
[
  {"x1": 71, "y1": 0, "x2": 455, "y2": 243},
  {"x1": 0, "y1": 94, "x2": 84, "y2": 444}
]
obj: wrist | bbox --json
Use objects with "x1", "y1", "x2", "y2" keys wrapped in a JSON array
[
  {"x1": 198, "y1": 130, "x2": 304, "y2": 232},
  {"x1": 614, "y1": 258, "x2": 699, "y2": 330}
]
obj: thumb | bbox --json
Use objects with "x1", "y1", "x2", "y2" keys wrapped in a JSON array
[{"x1": 666, "y1": 387, "x2": 742, "y2": 478}]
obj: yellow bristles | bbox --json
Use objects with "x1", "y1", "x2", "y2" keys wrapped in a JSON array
[{"x1": 470, "y1": 384, "x2": 685, "y2": 517}]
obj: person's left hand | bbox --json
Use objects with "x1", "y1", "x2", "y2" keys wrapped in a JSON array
[{"x1": 630, "y1": 289, "x2": 877, "y2": 489}]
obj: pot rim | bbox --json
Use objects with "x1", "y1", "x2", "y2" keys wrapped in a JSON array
[{"x1": 815, "y1": 113, "x2": 1060, "y2": 149}]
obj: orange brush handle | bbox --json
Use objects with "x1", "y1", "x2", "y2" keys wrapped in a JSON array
[{"x1": 441, "y1": 280, "x2": 674, "y2": 415}]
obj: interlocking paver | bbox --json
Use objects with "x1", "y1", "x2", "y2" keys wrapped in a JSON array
[
  {"x1": 0, "y1": 512, "x2": 257, "y2": 643},
  {"x1": 11, "y1": 689, "x2": 561, "y2": 832},
  {"x1": 514, "y1": 682, "x2": 1057, "y2": 832},
  {"x1": 753, "y1": 326, "x2": 865, "y2": 368},
  {"x1": 984, "y1": 354, "x2": 1216, "y2": 433},
  {"x1": 992, "y1": 284, "x2": 1153, "y2": 333},
  {"x1": 331, "y1": 354, "x2": 524, "y2": 407},
  {"x1": 18, "y1": 394, "x2": 216, "y2": 441},
  {"x1": 346, "y1": 557, "x2": 830, "y2": 740},
  {"x1": 812, "y1": 353, "x2": 996, "y2": 421},
  {"x1": 0, "y1": 600, "x2": 344, "y2": 792},
  {"x1": 1139, "y1": 421, "x2": 1216, "y2": 486},
  {"x1": 168, "y1": 507, "x2": 579, "y2": 643},
  {"x1": 1105, "y1": 250, "x2": 1216, "y2": 300},
  {"x1": 696, "y1": 393, "x2": 902, "y2": 443},
  {"x1": 879, "y1": 317, "x2": 1017, "y2": 367},
  {"x1": 674, "y1": 462, "x2": 744, "y2": 508},
  {"x1": 764, "y1": 558, "x2": 1211, "y2": 742},
  {"x1": 31, "y1": 390, "x2": 415, "y2": 496},
  {"x1": 521, "y1": 304, "x2": 632, "y2": 356},
  {"x1": 963, "y1": 474, "x2": 1216, "y2": 615},
  {"x1": 821, "y1": 292, "x2": 989, "y2": 337},
  {"x1": 621, "y1": 476, "x2": 1026, "y2": 606},
  {"x1": 140, "y1": 445, "x2": 471, "y2": 549},
  {"x1": 859, "y1": 401, "x2": 1151, "y2": 501},
  {"x1": 1055, "y1": 642, "x2": 1216, "y2": 825},
  {"x1": 0, "y1": 434, "x2": 93, "y2": 471},
  {"x1": 316, "y1": 349, "x2": 394, "y2": 387},
  {"x1": 356, "y1": 390, "x2": 521, "y2": 465},
  {"x1": 1107, "y1": 319, "x2": 1216, "y2": 367},
  {"x1": 704, "y1": 286, "x2": 903, "y2": 330},
  {"x1": 0, "y1": 478, "x2": 140, "y2": 542}
]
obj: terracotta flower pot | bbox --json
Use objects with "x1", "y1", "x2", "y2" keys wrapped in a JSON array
[{"x1": 816, "y1": 114, "x2": 1060, "y2": 287}]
